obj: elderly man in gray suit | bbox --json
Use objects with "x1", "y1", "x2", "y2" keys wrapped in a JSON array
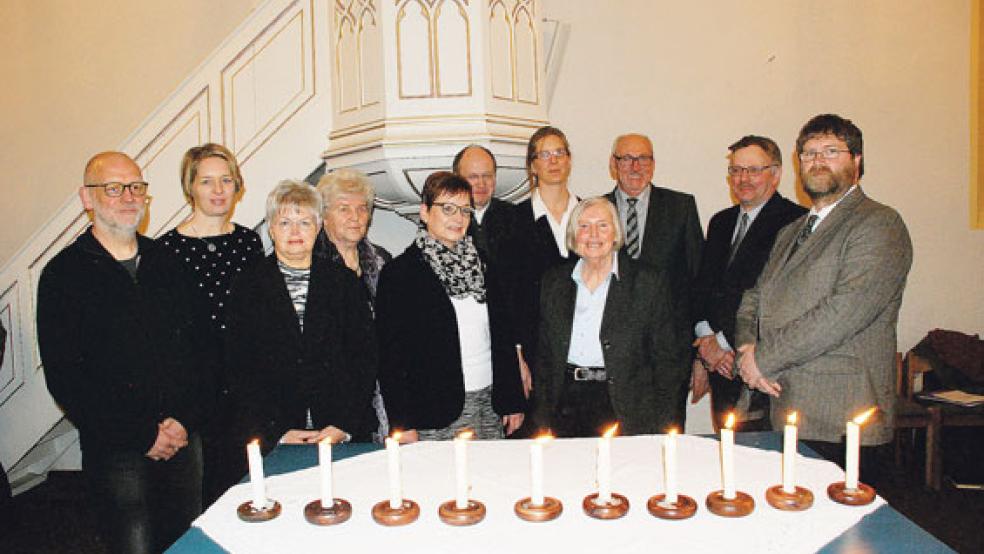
[{"x1": 735, "y1": 114, "x2": 912, "y2": 480}]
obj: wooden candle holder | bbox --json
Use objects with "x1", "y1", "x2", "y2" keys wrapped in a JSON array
[
  {"x1": 705, "y1": 490, "x2": 755, "y2": 517},
  {"x1": 827, "y1": 481, "x2": 876, "y2": 506},
  {"x1": 765, "y1": 485, "x2": 814, "y2": 511},
  {"x1": 514, "y1": 496, "x2": 563, "y2": 522},
  {"x1": 304, "y1": 498, "x2": 352, "y2": 525},
  {"x1": 236, "y1": 500, "x2": 282, "y2": 522},
  {"x1": 646, "y1": 494, "x2": 697, "y2": 520},
  {"x1": 371, "y1": 499, "x2": 420, "y2": 526},
  {"x1": 582, "y1": 492, "x2": 629, "y2": 520},
  {"x1": 438, "y1": 500, "x2": 486, "y2": 526}
]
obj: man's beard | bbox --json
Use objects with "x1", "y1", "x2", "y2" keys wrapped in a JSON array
[{"x1": 801, "y1": 165, "x2": 853, "y2": 202}]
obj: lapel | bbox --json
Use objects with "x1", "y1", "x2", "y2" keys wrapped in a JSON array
[
  {"x1": 554, "y1": 263, "x2": 578, "y2": 359},
  {"x1": 729, "y1": 194, "x2": 782, "y2": 265},
  {"x1": 599, "y1": 252, "x2": 633, "y2": 361},
  {"x1": 780, "y1": 188, "x2": 865, "y2": 276},
  {"x1": 642, "y1": 185, "x2": 669, "y2": 254}
]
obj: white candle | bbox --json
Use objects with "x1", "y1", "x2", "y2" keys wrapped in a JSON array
[
  {"x1": 845, "y1": 408, "x2": 875, "y2": 489},
  {"x1": 454, "y1": 431, "x2": 473, "y2": 509},
  {"x1": 319, "y1": 437, "x2": 333, "y2": 507},
  {"x1": 721, "y1": 413, "x2": 736, "y2": 500},
  {"x1": 246, "y1": 440, "x2": 266, "y2": 508},
  {"x1": 663, "y1": 428, "x2": 678, "y2": 505},
  {"x1": 597, "y1": 424, "x2": 617, "y2": 504},
  {"x1": 782, "y1": 412, "x2": 798, "y2": 494},
  {"x1": 386, "y1": 433, "x2": 403, "y2": 509},
  {"x1": 530, "y1": 435, "x2": 551, "y2": 506}
]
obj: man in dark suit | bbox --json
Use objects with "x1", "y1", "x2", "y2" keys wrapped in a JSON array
[
  {"x1": 452, "y1": 145, "x2": 516, "y2": 268},
  {"x1": 605, "y1": 133, "x2": 703, "y2": 426},
  {"x1": 736, "y1": 114, "x2": 912, "y2": 477},
  {"x1": 691, "y1": 135, "x2": 806, "y2": 431}
]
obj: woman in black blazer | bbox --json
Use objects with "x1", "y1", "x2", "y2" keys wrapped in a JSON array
[
  {"x1": 225, "y1": 180, "x2": 377, "y2": 455},
  {"x1": 376, "y1": 172, "x2": 525, "y2": 442},
  {"x1": 533, "y1": 197, "x2": 687, "y2": 437}
]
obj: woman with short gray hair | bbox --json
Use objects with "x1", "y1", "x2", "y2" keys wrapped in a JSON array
[{"x1": 226, "y1": 180, "x2": 378, "y2": 456}]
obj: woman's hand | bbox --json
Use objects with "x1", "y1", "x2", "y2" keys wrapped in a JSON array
[{"x1": 314, "y1": 425, "x2": 349, "y2": 444}]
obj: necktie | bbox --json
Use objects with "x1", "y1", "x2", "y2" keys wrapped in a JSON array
[
  {"x1": 727, "y1": 212, "x2": 749, "y2": 265},
  {"x1": 787, "y1": 214, "x2": 819, "y2": 260},
  {"x1": 625, "y1": 197, "x2": 640, "y2": 258}
]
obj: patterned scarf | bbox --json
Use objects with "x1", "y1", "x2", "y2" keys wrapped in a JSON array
[{"x1": 415, "y1": 229, "x2": 486, "y2": 302}]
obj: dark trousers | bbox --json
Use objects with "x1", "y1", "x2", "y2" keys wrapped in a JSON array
[
  {"x1": 83, "y1": 433, "x2": 203, "y2": 554},
  {"x1": 803, "y1": 438, "x2": 893, "y2": 490},
  {"x1": 553, "y1": 380, "x2": 617, "y2": 438},
  {"x1": 0, "y1": 461, "x2": 12, "y2": 524},
  {"x1": 709, "y1": 373, "x2": 771, "y2": 432}
]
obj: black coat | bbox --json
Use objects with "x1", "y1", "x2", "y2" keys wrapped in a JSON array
[
  {"x1": 507, "y1": 198, "x2": 574, "y2": 359},
  {"x1": 467, "y1": 198, "x2": 517, "y2": 269},
  {"x1": 224, "y1": 255, "x2": 378, "y2": 448},
  {"x1": 693, "y1": 192, "x2": 806, "y2": 346},
  {"x1": 37, "y1": 229, "x2": 219, "y2": 455},
  {"x1": 375, "y1": 243, "x2": 525, "y2": 431},
  {"x1": 605, "y1": 185, "x2": 703, "y2": 423},
  {"x1": 533, "y1": 251, "x2": 689, "y2": 434}
]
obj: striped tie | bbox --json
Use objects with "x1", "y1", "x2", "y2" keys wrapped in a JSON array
[
  {"x1": 787, "y1": 214, "x2": 819, "y2": 261},
  {"x1": 727, "y1": 212, "x2": 749, "y2": 265},
  {"x1": 625, "y1": 197, "x2": 640, "y2": 258}
]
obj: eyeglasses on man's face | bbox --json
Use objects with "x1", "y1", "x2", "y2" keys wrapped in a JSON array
[
  {"x1": 432, "y1": 202, "x2": 475, "y2": 217},
  {"x1": 798, "y1": 147, "x2": 850, "y2": 162},
  {"x1": 612, "y1": 154, "x2": 654, "y2": 168},
  {"x1": 84, "y1": 181, "x2": 150, "y2": 197},
  {"x1": 727, "y1": 164, "x2": 777, "y2": 177},
  {"x1": 533, "y1": 149, "x2": 569, "y2": 161}
]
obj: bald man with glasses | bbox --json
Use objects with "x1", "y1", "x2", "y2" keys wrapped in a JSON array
[
  {"x1": 37, "y1": 152, "x2": 217, "y2": 554},
  {"x1": 604, "y1": 133, "x2": 703, "y2": 429}
]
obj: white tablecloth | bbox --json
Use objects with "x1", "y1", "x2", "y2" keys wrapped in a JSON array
[{"x1": 195, "y1": 435, "x2": 884, "y2": 553}]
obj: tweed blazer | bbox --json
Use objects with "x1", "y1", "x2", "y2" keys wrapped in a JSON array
[
  {"x1": 533, "y1": 251, "x2": 689, "y2": 434},
  {"x1": 734, "y1": 188, "x2": 913, "y2": 444},
  {"x1": 693, "y1": 192, "x2": 806, "y2": 346},
  {"x1": 224, "y1": 255, "x2": 378, "y2": 448}
]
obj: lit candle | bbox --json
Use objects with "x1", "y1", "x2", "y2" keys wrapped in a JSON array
[
  {"x1": 597, "y1": 424, "x2": 618, "y2": 504},
  {"x1": 454, "y1": 430, "x2": 473, "y2": 509},
  {"x1": 782, "y1": 412, "x2": 798, "y2": 494},
  {"x1": 845, "y1": 408, "x2": 876, "y2": 490},
  {"x1": 721, "y1": 413, "x2": 736, "y2": 500},
  {"x1": 319, "y1": 437, "x2": 333, "y2": 507},
  {"x1": 246, "y1": 439, "x2": 266, "y2": 508},
  {"x1": 530, "y1": 434, "x2": 552, "y2": 506},
  {"x1": 663, "y1": 428, "x2": 679, "y2": 505},
  {"x1": 386, "y1": 432, "x2": 403, "y2": 509}
]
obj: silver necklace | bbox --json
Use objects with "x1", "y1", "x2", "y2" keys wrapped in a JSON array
[{"x1": 190, "y1": 221, "x2": 227, "y2": 252}]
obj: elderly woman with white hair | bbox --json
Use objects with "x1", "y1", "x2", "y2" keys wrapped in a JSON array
[
  {"x1": 532, "y1": 197, "x2": 687, "y2": 437},
  {"x1": 225, "y1": 180, "x2": 378, "y2": 455},
  {"x1": 314, "y1": 168, "x2": 392, "y2": 303}
]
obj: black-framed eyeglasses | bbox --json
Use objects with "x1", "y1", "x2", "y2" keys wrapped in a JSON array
[
  {"x1": 798, "y1": 148, "x2": 850, "y2": 162},
  {"x1": 432, "y1": 202, "x2": 475, "y2": 217},
  {"x1": 533, "y1": 149, "x2": 569, "y2": 161},
  {"x1": 85, "y1": 181, "x2": 149, "y2": 197},
  {"x1": 612, "y1": 154, "x2": 654, "y2": 168},
  {"x1": 727, "y1": 164, "x2": 777, "y2": 177}
]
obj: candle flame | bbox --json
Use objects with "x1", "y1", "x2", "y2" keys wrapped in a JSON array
[
  {"x1": 249, "y1": 438, "x2": 260, "y2": 446},
  {"x1": 787, "y1": 412, "x2": 798, "y2": 425},
  {"x1": 457, "y1": 430, "x2": 474, "y2": 440},
  {"x1": 667, "y1": 427, "x2": 678, "y2": 436},
  {"x1": 853, "y1": 407, "x2": 877, "y2": 425},
  {"x1": 390, "y1": 431, "x2": 402, "y2": 442},
  {"x1": 602, "y1": 423, "x2": 619, "y2": 439},
  {"x1": 534, "y1": 433, "x2": 554, "y2": 444},
  {"x1": 724, "y1": 413, "x2": 736, "y2": 430}
]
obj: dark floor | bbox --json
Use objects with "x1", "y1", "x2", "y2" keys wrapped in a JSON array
[{"x1": 1, "y1": 429, "x2": 982, "y2": 554}]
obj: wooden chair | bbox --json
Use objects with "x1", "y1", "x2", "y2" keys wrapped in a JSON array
[{"x1": 894, "y1": 351, "x2": 943, "y2": 489}]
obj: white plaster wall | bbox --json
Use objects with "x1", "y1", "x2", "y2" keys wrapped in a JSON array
[{"x1": 0, "y1": 0, "x2": 262, "y2": 268}]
